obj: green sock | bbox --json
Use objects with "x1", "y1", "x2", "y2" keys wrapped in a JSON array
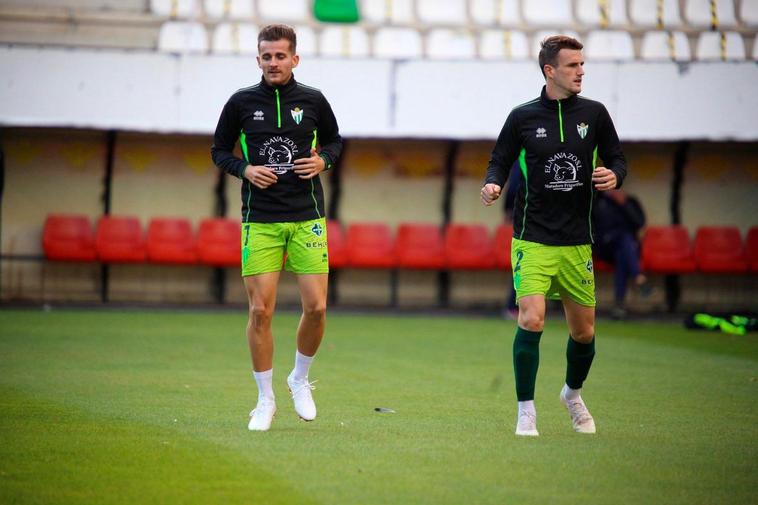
[
  {"x1": 513, "y1": 327, "x2": 542, "y2": 401},
  {"x1": 566, "y1": 336, "x2": 595, "y2": 390}
]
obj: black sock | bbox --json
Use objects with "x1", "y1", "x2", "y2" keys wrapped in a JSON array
[
  {"x1": 565, "y1": 336, "x2": 595, "y2": 390},
  {"x1": 513, "y1": 327, "x2": 542, "y2": 401}
]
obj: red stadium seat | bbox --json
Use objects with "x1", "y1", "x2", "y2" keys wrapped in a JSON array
[
  {"x1": 494, "y1": 224, "x2": 514, "y2": 269},
  {"x1": 641, "y1": 225, "x2": 696, "y2": 273},
  {"x1": 694, "y1": 226, "x2": 748, "y2": 273},
  {"x1": 395, "y1": 223, "x2": 445, "y2": 270},
  {"x1": 42, "y1": 214, "x2": 97, "y2": 262},
  {"x1": 96, "y1": 216, "x2": 146, "y2": 263},
  {"x1": 346, "y1": 223, "x2": 396, "y2": 268},
  {"x1": 326, "y1": 220, "x2": 348, "y2": 268},
  {"x1": 445, "y1": 224, "x2": 496, "y2": 270},
  {"x1": 147, "y1": 218, "x2": 197, "y2": 265},
  {"x1": 747, "y1": 227, "x2": 758, "y2": 272},
  {"x1": 593, "y1": 258, "x2": 614, "y2": 272},
  {"x1": 197, "y1": 218, "x2": 241, "y2": 267}
]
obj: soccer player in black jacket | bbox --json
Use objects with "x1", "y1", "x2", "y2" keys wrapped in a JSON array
[
  {"x1": 211, "y1": 25, "x2": 343, "y2": 431},
  {"x1": 481, "y1": 36, "x2": 627, "y2": 436}
]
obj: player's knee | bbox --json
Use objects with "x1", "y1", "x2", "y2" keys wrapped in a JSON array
[
  {"x1": 302, "y1": 302, "x2": 326, "y2": 321},
  {"x1": 250, "y1": 304, "x2": 274, "y2": 326},
  {"x1": 518, "y1": 312, "x2": 544, "y2": 332},
  {"x1": 571, "y1": 327, "x2": 594, "y2": 343}
]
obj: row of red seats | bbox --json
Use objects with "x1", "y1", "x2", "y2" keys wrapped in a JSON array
[{"x1": 42, "y1": 215, "x2": 758, "y2": 273}]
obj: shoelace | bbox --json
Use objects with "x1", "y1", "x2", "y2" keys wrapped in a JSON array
[
  {"x1": 290, "y1": 379, "x2": 318, "y2": 398},
  {"x1": 567, "y1": 400, "x2": 592, "y2": 423},
  {"x1": 518, "y1": 411, "x2": 536, "y2": 424}
]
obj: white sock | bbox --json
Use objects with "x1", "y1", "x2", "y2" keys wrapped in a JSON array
[
  {"x1": 562, "y1": 384, "x2": 581, "y2": 401},
  {"x1": 253, "y1": 369, "x2": 274, "y2": 402},
  {"x1": 518, "y1": 400, "x2": 536, "y2": 415},
  {"x1": 291, "y1": 350, "x2": 314, "y2": 382}
]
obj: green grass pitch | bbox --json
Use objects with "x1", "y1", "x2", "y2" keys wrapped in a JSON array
[{"x1": 0, "y1": 308, "x2": 756, "y2": 504}]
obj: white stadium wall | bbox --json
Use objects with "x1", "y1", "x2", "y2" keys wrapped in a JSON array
[{"x1": 1, "y1": 45, "x2": 758, "y2": 141}]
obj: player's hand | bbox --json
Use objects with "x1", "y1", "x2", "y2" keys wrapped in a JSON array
[
  {"x1": 293, "y1": 148, "x2": 325, "y2": 179},
  {"x1": 481, "y1": 183, "x2": 502, "y2": 206},
  {"x1": 592, "y1": 166, "x2": 618, "y2": 191},
  {"x1": 244, "y1": 165, "x2": 278, "y2": 189}
]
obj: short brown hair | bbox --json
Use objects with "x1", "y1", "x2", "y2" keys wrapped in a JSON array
[
  {"x1": 538, "y1": 35, "x2": 583, "y2": 78},
  {"x1": 258, "y1": 24, "x2": 297, "y2": 53}
]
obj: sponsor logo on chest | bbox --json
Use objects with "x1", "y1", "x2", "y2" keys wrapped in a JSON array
[{"x1": 544, "y1": 152, "x2": 584, "y2": 192}]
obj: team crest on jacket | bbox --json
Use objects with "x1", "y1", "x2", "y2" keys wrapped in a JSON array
[
  {"x1": 577, "y1": 122, "x2": 589, "y2": 139},
  {"x1": 291, "y1": 107, "x2": 303, "y2": 125}
]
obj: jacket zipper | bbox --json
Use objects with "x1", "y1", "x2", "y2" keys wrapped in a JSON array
[
  {"x1": 557, "y1": 99, "x2": 565, "y2": 142},
  {"x1": 275, "y1": 88, "x2": 281, "y2": 128}
]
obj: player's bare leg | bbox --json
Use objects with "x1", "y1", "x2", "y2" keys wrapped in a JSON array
[
  {"x1": 560, "y1": 297, "x2": 597, "y2": 433},
  {"x1": 513, "y1": 294, "x2": 545, "y2": 436},
  {"x1": 287, "y1": 273, "x2": 328, "y2": 421},
  {"x1": 244, "y1": 272, "x2": 280, "y2": 431}
]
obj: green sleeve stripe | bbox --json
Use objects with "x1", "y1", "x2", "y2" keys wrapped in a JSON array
[
  {"x1": 588, "y1": 145, "x2": 599, "y2": 243},
  {"x1": 239, "y1": 131, "x2": 249, "y2": 164},
  {"x1": 311, "y1": 129, "x2": 318, "y2": 149},
  {"x1": 518, "y1": 147, "x2": 528, "y2": 240}
]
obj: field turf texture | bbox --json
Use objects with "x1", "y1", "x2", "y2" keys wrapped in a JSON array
[{"x1": 0, "y1": 308, "x2": 756, "y2": 504}]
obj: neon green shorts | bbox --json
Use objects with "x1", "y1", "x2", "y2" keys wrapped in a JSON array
[
  {"x1": 241, "y1": 217, "x2": 329, "y2": 276},
  {"x1": 511, "y1": 238, "x2": 596, "y2": 307}
]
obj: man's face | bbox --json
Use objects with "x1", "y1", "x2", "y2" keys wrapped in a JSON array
[
  {"x1": 257, "y1": 39, "x2": 299, "y2": 86},
  {"x1": 545, "y1": 48, "x2": 584, "y2": 97}
]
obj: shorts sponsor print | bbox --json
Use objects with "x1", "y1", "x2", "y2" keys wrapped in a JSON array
[
  {"x1": 511, "y1": 238, "x2": 596, "y2": 307},
  {"x1": 241, "y1": 217, "x2": 329, "y2": 276}
]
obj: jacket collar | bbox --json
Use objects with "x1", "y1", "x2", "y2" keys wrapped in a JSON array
[
  {"x1": 259, "y1": 74, "x2": 298, "y2": 95},
  {"x1": 539, "y1": 85, "x2": 578, "y2": 110}
]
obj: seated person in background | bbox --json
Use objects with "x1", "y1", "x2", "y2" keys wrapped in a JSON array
[{"x1": 593, "y1": 189, "x2": 648, "y2": 318}]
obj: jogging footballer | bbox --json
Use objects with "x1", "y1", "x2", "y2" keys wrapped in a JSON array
[
  {"x1": 211, "y1": 24, "x2": 343, "y2": 431},
  {"x1": 481, "y1": 35, "x2": 627, "y2": 436}
]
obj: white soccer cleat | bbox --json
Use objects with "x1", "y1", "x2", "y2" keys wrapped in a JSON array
[
  {"x1": 560, "y1": 386, "x2": 596, "y2": 434},
  {"x1": 248, "y1": 398, "x2": 276, "y2": 431},
  {"x1": 287, "y1": 374, "x2": 317, "y2": 421},
  {"x1": 515, "y1": 410, "x2": 539, "y2": 437}
]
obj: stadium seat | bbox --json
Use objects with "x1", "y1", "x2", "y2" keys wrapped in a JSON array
[
  {"x1": 313, "y1": 0, "x2": 360, "y2": 23},
  {"x1": 641, "y1": 225, "x2": 696, "y2": 273},
  {"x1": 629, "y1": 0, "x2": 683, "y2": 28},
  {"x1": 531, "y1": 30, "x2": 581, "y2": 58},
  {"x1": 326, "y1": 220, "x2": 348, "y2": 268},
  {"x1": 211, "y1": 22, "x2": 258, "y2": 55},
  {"x1": 470, "y1": 0, "x2": 522, "y2": 26},
  {"x1": 203, "y1": 0, "x2": 254, "y2": 19},
  {"x1": 42, "y1": 214, "x2": 97, "y2": 262},
  {"x1": 373, "y1": 27, "x2": 423, "y2": 59},
  {"x1": 746, "y1": 227, "x2": 758, "y2": 272},
  {"x1": 640, "y1": 30, "x2": 692, "y2": 61},
  {"x1": 346, "y1": 223, "x2": 396, "y2": 268},
  {"x1": 576, "y1": 0, "x2": 630, "y2": 28},
  {"x1": 694, "y1": 226, "x2": 748, "y2": 273},
  {"x1": 146, "y1": 218, "x2": 197, "y2": 265},
  {"x1": 522, "y1": 0, "x2": 572, "y2": 27},
  {"x1": 360, "y1": 0, "x2": 414, "y2": 24},
  {"x1": 151, "y1": 0, "x2": 199, "y2": 18},
  {"x1": 319, "y1": 25, "x2": 370, "y2": 58},
  {"x1": 593, "y1": 257, "x2": 615, "y2": 272},
  {"x1": 417, "y1": 0, "x2": 467, "y2": 25},
  {"x1": 479, "y1": 30, "x2": 529, "y2": 59},
  {"x1": 585, "y1": 30, "x2": 636, "y2": 61},
  {"x1": 395, "y1": 223, "x2": 446, "y2": 270},
  {"x1": 740, "y1": 0, "x2": 758, "y2": 27},
  {"x1": 696, "y1": 31, "x2": 746, "y2": 60},
  {"x1": 445, "y1": 224, "x2": 496, "y2": 270},
  {"x1": 426, "y1": 29, "x2": 477, "y2": 60},
  {"x1": 258, "y1": 0, "x2": 309, "y2": 22},
  {"x1": 158, "y1": 21, "x2": 208, "y2": 53},
  {"x1": 96, "y1": 216, "x2": 147, "y2": 263},
  {"x1": 493, "y1": 224, "x2": 513, "y2": 269},
  {"x1": 685, "y1": 0, "x2": 738, "y2": 29},
  {"x1": 197, "y1": 218, "x2": 241, "y2": 267}
]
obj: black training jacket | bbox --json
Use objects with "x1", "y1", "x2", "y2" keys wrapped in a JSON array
[
  {"x1": 485, "y1": 86, "x2": 627, "y2": 246},
  {"x1": 211, "y1": 75, "x2": 343, "y2": 223}
]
